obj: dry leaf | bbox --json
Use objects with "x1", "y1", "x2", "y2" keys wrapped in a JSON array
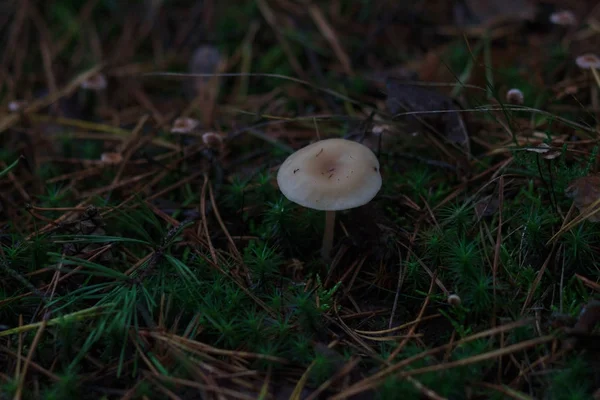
[
  {"x1": 475, "y1": 194, "x2": 500, "y2": 218},
  {"x1": 565, "y1": 174, "x2": 600, "y2": 222},
  {"x1": 80, "y1": 73, "x2": 107, "y2": 91},
  {"x1": 572, "y1": 299, "x2": 600, "y2": 333},
  {"x1": 385, "y1": 78, "x2": 470, "y2": 152},
  {"x1": 562, "y1": 299, "x2": 600, "y2": 350},
  {"x1": 62, "y1": 206, "x2": 111, "y2": 261},
  {"x1": 100, "y1": 152, "x2": 123, "y2": 165}
]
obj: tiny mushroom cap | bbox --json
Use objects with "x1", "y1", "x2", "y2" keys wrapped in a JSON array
[
  {"x1": 277, "y1": 138, "x2": 382, "y2": 211},
  {"x1": 447, "y1": 294, "x2": 462, "y2": 306},
  {"x1": 8, "y1": 100, "x2": 27, "y2": 112},
  {"x1": 549, "y1": 10, "x2": 577, "y2": 26},
  {"x1": 81, "y1": 73, "x2": 107, "y2": 91},
  {"x1": 506, "y1": 88, "x2": 524, "y2": 105},
  {"x1": 100, "y1": 152, "x2": 123, "y2": 165},
  {"x1": 171, "y1": 117, "x2": 200, "y2": 134},
  {"x1": 202, "y1": 132, "x2": 223, "y2": 149},
  {"x1": 575, "y1": 53, "x2": 600, "y2": 69}
]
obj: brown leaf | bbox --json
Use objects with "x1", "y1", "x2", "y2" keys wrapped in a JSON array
[
  {"x1": 542, "y1": 151, "x2": 561, "y2": 160},
  {"x1": 565, "y1": 174, "x2": 600, "y2": 222},
  {"x1": 562, "y1": 299, "x2": 600, "y2": 350},
  {"x1": 385, "y1": 78, "x2": 470, "y2": 152},
  {"x1": 573, "y1": 299, "x2": 600, "y2": 333},
  {"x1": 62, "y1": 206, "x2": 111, "y2": 261},
  {"x1": 475, "y1": 195, "x2": 500, "y2": 218}
]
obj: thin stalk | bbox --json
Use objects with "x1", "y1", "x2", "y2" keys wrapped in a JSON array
[
  {"x1": 535, "y1": 154, "x2": 557, "y2": 213},
  {"x1": 321, "y1": 210, "x2": 336, "y2": 259}
]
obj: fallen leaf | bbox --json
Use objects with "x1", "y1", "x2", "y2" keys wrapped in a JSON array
[
  {"x1": 565, "y1": 174, "x2": 600, "y2": 222},
  {"x1": 573, "y1": 299, "x2": 600, "y2": 333},
  {"x1": 61, "y1": 206, "x2": 111, "y2": 261},
  {"x1": 475, "y1": 194, "x2": 500, "y2": 218},
  {"x1": 385, "y1": 78, "x2": 470, "y2": 152},
  {"x1": 562, "y1": 299, "x2": 600, "y2": 350}
]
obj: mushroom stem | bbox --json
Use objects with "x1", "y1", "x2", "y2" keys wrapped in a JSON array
[{"x1": 321, "y1": 210, "x2": 336, "y2": 259}]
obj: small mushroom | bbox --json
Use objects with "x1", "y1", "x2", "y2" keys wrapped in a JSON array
[
  {"x1": 565, "y1": 174, "x2": 600, "y2": 222},
  {"x1": 276, "y1": 138, "x2": 382, "y2": 259},
  {"x1": 80, "y1": 73, "x2": 107, "y2": 91},
  {"x1": 549, "y1": 10, "x2": 577, "y2": 26},
  {"x1": 100, "y1": 152, "x2": 123, "y2": 165},
  {"x1": 202, "y1": 132, "x2": 223, "y2": 150},
  {"x1": 575, "y1": 54, "x2": 600, "y2": 114},
  {"x1": 506, "y1": 88, "x2": 524, "y2": 105},
  {"x1": 447, "y1": 294, "x2": 461, "y2": 306},
  {"x1": 575, "y1": 53, "x2": 600, "y2": 70},
  {"x1": 8, "y1": 100, "x2": 27, "y2": 112},
  {"x1": 171, "y1": 117, "x2": 200, "y2": 134}
]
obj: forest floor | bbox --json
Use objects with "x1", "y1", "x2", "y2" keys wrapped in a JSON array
[{"x1": 1, "y1": 1, "x2": 600, "y2": 399}]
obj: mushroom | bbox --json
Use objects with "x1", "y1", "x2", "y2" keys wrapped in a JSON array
[
  {"x1": 575, "y1": 53, "x2": 600, "y2": 70},
  {"x1": 276, "y1": 138, "x2": 382, "y2": 259},
  {"x1": 549, "y1": 10, "x2": 577, "y2": 26},
  {"x1": 202, "y1": 132, "x2": 223, "y2": 150},
  {"x1": 506, "y1": 88, "x2": 524, "y2": 105},
  {"x1": 100, "y1": 152, "x2": 123, "y2": 165},
  {"x1": 8, "y1": 100, "x2": 27, "y2": 112},
  {"x1": 575, "y1": 54, "x2": 600, "y2": 116},
  {"x1": 80, "y1": 73, "x2": 107, "y2": 91},
  {"x1": 171, "y1": 117, "x2": 200, "y2": 134}
]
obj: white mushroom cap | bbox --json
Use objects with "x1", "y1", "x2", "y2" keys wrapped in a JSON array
[
  {"x1": 100, "y1": 152, "x2": 123, "y2": 165},
  {"x1": 171, "y1": 117, "x2": 200, "y2": 133},
  {"x1": 277, "y1": 138, "x2": 382, "y2": 211},
  {"x1": 549, "y1": 10, "x2": 577, "y2": 26},
  {"x1": 575, "y1": 53, "x2": 600, "y2": 69},
  {"x1": 506, "y1": 88, "x2": 524, "y2": 105},
  {"x1": 80, "y1": 73, "x2": 107, "y2": 91}
]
